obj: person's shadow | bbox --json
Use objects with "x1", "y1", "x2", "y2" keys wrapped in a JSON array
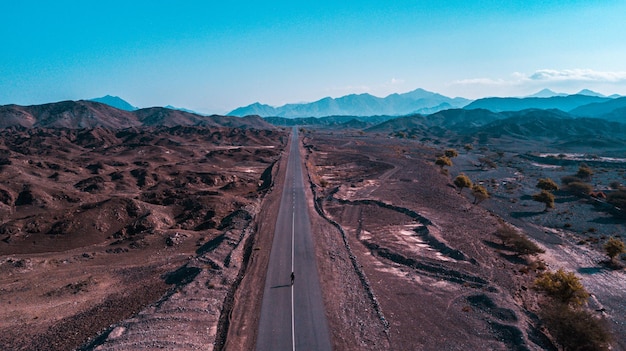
[{"x1": 271, "y1": 284, "x2": 291, "y2": 289}]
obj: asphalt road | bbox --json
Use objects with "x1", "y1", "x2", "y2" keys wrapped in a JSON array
[{"x1": 255, "y1": 128, "x2": 332, "y2": 351}]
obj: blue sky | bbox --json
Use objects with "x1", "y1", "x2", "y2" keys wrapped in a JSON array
[{"x1": 2, "y1": 1, "x2": 626, "y2": 113}]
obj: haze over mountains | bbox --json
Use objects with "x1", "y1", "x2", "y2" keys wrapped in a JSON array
[
  {"x1": 463, "y1": 94, "x2": 612, "y2": 113},
  {"x1": 1, "y1": 88, "x2": 625, "y2": 130},
  {"x1": 228, "y1": 88, "x2": 471, "y2": 117},
  {"x1": 227, "y1": 88, "x2": 624, "y2": 119}
]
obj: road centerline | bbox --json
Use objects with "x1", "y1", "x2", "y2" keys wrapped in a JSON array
[{"x1": 255, "y1": 127, "x2": 332, "y2": 351}]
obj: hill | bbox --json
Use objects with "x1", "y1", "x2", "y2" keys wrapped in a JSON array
[
  {"x1": 264, "y1": 115, "x2": 396, "y2": 128},
  {"x1": 466, "y1": 110, "x2": 626, "y2": 140},
  {"x1": 0, "y1": 100, "x2": 139, "y2": 129},
  {"x1": 360, "y1": 107, "x2": 626, "y2": 149},
  {"x1": 365, "y1": 108, "x2": 502, "y2": 134},
  {"x1": 464, "y1": 94, "x2": 611, "y2": 112},
  {"x1": 0, "y1": 101, "x2": 273, "y2": 129},
  {"x1": 569, "y1": 96, "x2": 626, "y2": 121},
  {"x1": 229, "y1": 88, "x2": 471, "y2": 118}
]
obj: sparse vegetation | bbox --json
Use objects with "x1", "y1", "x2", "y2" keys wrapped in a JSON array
[
  {"x1": 561, "y1": 175, "x2": 582, "y2": 186},
  {"x1": 444, "y1": 149, "x2": 458, "y2": 158},
  {"x1": 453, "y1": 174, "x2": 472, "y2": 193},
  {"x1": 534, "y1": 269, "x2": 589, "y2": 306},
  {"x1": 471, "y1": 184, "x2": 489, "y2": 204},
  {"x1": 532, "y1": 190, "x2": 555, "y2": 211},
  {"x1": 604, "y1": 237, "x2": 625, "y2": 261},
  {"x1": 540, "y1": 303, "x2": 612, "y2": 351},
  {"x1": 535, "y1": 262, "x2": 611, "y2": 350},
  {"x1": 319, "y1": 178, "x2": 329, "y2": 188},
  {"x1": 494, "y1": 223, "x2": 544, "y2": 256},
  {"x1": 536, "y1": 178, "x2": 558, "y2": 192},
  {"x1": 477, "y1": 157, "x2": 497, "y2": 169},
  {"x1": 607, "y1": 190, "x2": 626, "y2": 210},
  {"x1": 576, "y1": 164, "x2": 594, "y2": 181},
  {"x1": 565, "y1": 181, "x2": 594, "y2": 196},
  {"x1": 435, "y1": 156, "x2": 452, "y2": 170},
  {"x1": 463, "y1": 143, "x2": 473, "y2": 151}
]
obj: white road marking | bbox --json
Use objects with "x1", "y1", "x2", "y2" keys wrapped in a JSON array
[{"x1": 291, "y1": 204, "x2": 295, "y2": 351}]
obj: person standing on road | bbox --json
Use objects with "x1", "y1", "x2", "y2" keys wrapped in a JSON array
[{"x1": 290, "y1": 271, "x2": 295, "y2": 285}]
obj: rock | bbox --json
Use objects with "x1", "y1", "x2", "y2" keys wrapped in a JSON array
[
  {"x1": 108, "y1": 326, "x2": 126, "y2": 339},
  {"x1": 166, "y1": 233, "x2": 183, "y2": 246}
]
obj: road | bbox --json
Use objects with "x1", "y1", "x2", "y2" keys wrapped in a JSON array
[{"x1": 255, "y1": 128, "x2": 332, "y2": 351}]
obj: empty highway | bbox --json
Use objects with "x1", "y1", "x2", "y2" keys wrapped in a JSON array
[{"x1": 255, "y1": 128, "x2": 332, "y2": 351}]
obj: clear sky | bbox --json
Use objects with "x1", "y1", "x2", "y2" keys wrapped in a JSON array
[{"x1": 2, "y1": 1, "x2": 626, "y2": 113}]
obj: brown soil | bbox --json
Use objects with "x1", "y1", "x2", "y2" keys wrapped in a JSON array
[
  {"x1": 0, "y1": 126, "x2": 288, "y2": 351},
  {"x1": 294, "y1": 130, "x2": 624, "y2": 350},
  {"x1": 3, "y1": 125, "x2": 623, "y2": 351}
]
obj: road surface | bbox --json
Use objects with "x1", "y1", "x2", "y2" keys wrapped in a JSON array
[{"x1": 255, "y1": 128, "x2": 332, "y2": 351}]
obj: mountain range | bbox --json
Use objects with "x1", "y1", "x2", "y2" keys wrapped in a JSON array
[
  {"x1": 0, "y1": 100, "x2": 271, "y2": 129},
  {"x1": 228, "y1": 88, "x2": 625, "y2": 118},
  {"x1": 463, "y1": 94, "x2": 612, "y2": 113},
  {"x1": 86, "y1": 89, "x2": 623, "y2": 120},
  {"x1": 228, "y1": 89, "x2": 471, "y2": 118},
  {"x1": 2, "y1": 88, "x2": 625, "y2": 130},
  {"x1": 360, "y1": 107, "x2": 626, "y2": 150}
]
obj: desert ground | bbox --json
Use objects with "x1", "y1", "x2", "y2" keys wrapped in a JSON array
[
  {"x1": 0, "y1": 126, "x2": 287, "y2": 350},
  {"x1": 295, "y1": 128, "x2": 625, "y2": 350},
  {"x1": 1, "y1": 123, "x2": 624, "y2": 350}
]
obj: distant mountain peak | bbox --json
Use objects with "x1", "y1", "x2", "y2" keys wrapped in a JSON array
[
  {"x1": 576, "y1": 89, "x2": 605, "y2": 97},
  {"x1": 527, "y1": 89, "x2": 567, "y2": 98},
  {"x1": 228, "y1": 88, "x2": 471, "y2": 118},
  {"x1": 89, "y1": 95, "x2": 137, "y2": 111}
]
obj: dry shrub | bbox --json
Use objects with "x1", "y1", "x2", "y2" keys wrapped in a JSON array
[
  {"x1": 540, "y1": 303, "x2": 612, "y2": 351},
  {"x1": 534, "y1": 269, "x2": 589, "y2": 306},
  {"x1": 561, "y1": 175, "x2": 582, "y2": 186},
  {"x1": 607, "y1": 190, "x2": 626, "y2": 210},
  {"x1": 566, "y1": 181, "x2": 594, "y2": 196},
  {"x1": 319, "y1": 178, "x2": 329, "y2": 188},
  {"x1": 495, "y1": 224, "x2": 544, "y2": 256},
  {"x1": 604, "y1": 237, "x2": 625, "y2": 261}
]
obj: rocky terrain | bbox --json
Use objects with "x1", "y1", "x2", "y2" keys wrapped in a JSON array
[
  {"x1": 1, "y1": 98, "x2": 625, "y2": 350},
  {"x1": 0, "y1": 125, "x2": 288, "y2": 350},
  {"x1": 295, "y1": 126, "x2": 625, "y2": 350},
  {"x1": 0, "y1": 100, "x2": 270, "y2": 129}
]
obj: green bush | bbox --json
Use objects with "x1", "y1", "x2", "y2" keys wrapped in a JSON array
[
  {"x1": 604, "y1": 237, "x2": 625, "y2": 261},
  {"x1": 453, "y1": 174, "x2": 472, "y2": 193},
  {"x1": 534, "y1": 269, "x2": 589, "y2": 306},
  {"x1": 471, "y1": 184, "x2": 489, "y2": 204}
]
